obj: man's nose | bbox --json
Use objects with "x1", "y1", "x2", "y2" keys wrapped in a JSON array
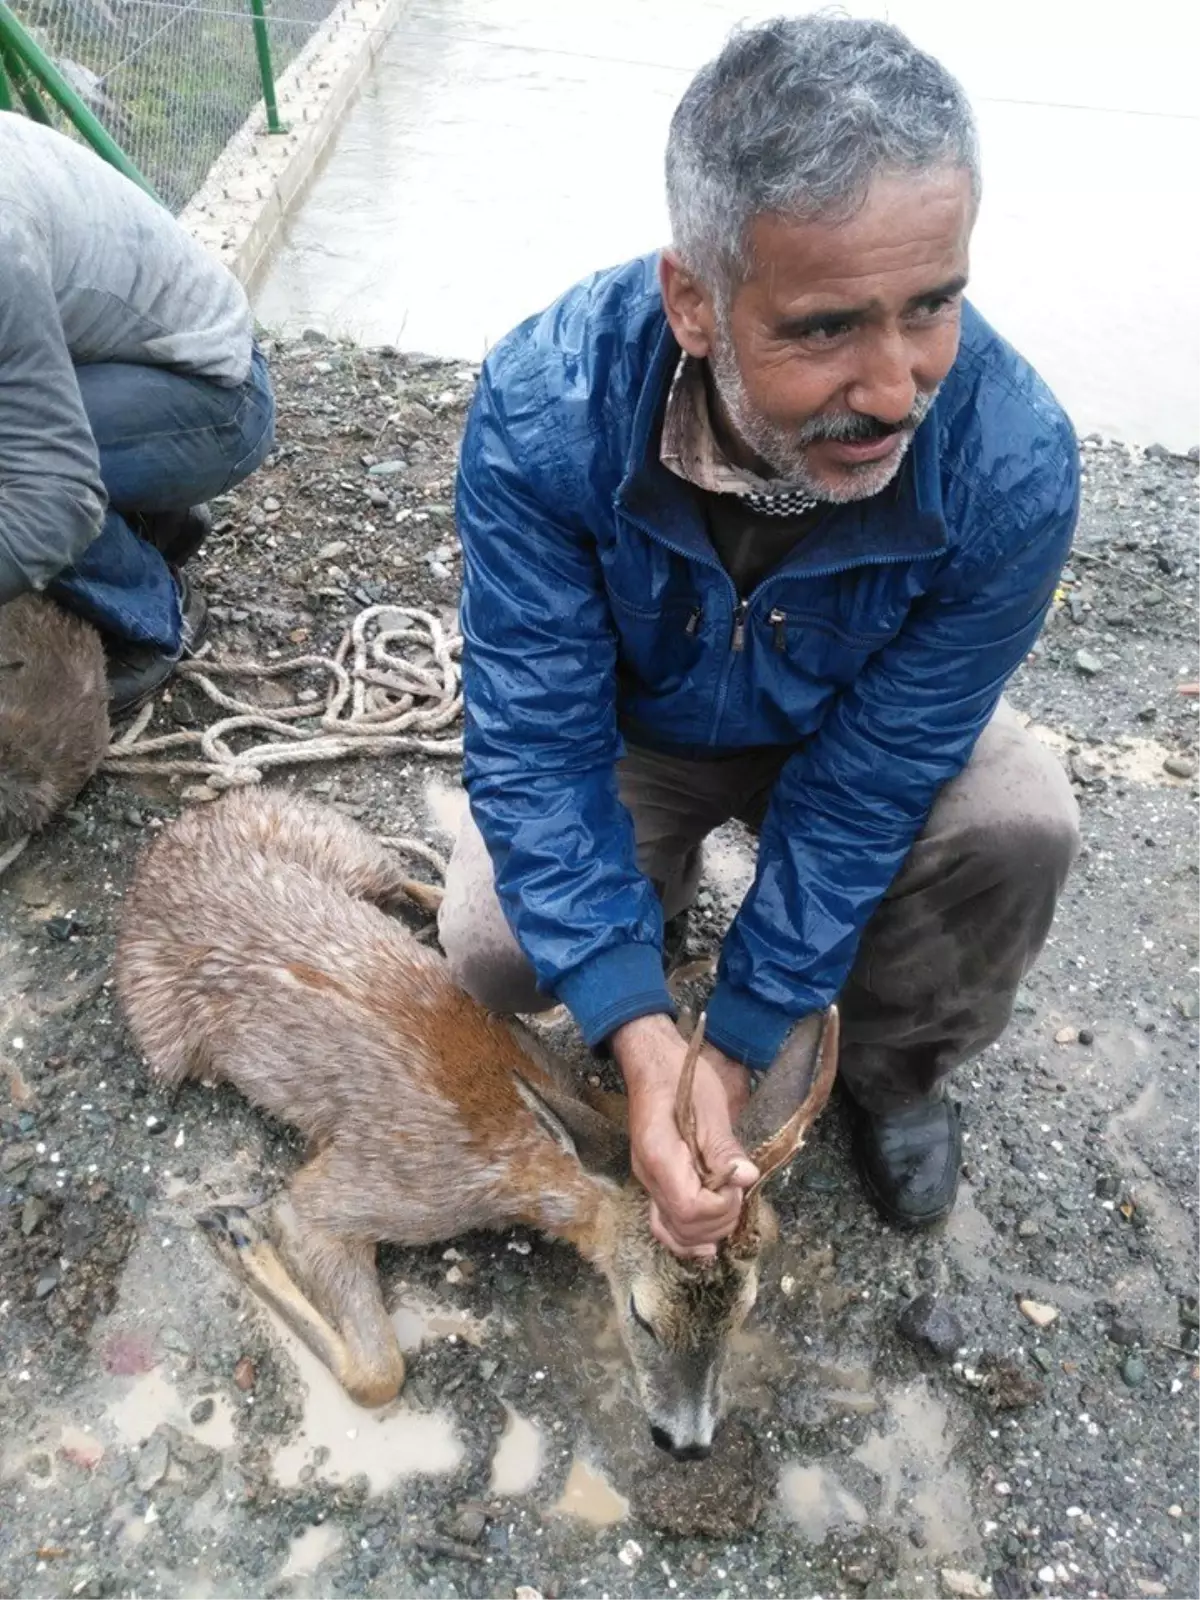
[{"x1": 846, "y1": 326, "x2": 918, "y2": 426}]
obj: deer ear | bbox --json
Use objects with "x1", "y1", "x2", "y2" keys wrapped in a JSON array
[
  {"x1": 512, "y1": 1069, "x2": 631, "y2": 1183},
  {"x1": 734, "y1": 1008, "x2": 839, "y2": 1189}
]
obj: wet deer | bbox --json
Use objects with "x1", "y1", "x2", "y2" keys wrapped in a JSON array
[
  {"x1": 115, "y1": 787, "x2": 836, "y2": 1458},
  {"x1": 0, "y1": 595, "x2": 109, "y2": 850}
]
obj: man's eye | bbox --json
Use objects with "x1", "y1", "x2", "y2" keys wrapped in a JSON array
[
  {"x1": 800, "y1": 322, "x2": 850, "y2": 344},
  {"x1": 629, "y1": 1295, "x2": 657, "y2": 1340},
  {"x1": 910, "y1": 295, "x2": 959, "y2": 321}
]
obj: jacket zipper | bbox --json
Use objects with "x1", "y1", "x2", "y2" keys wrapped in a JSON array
[
  {"x1": 684, "y1": 605, "x2": 702, "y2": 636},
  {"x1": 616, "y1": 507, "x2": 945, "y2": 743},
  {"x1": 767, "y1": 607, "x2": 787, "y2": 651}
]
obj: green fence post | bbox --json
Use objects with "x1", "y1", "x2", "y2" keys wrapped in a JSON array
[
  {"x1": 0, "y1": 42, "x2": 12, "y2": 111},
  {"x1": 249, "y1": 0, "x2": 288, "y2": 134},
  {"x1": 1, "y1": 39, "x2": 51, "y2": 123},
  {"x1": 0, "y1": 2, "x2": 160, "y2": 199}
]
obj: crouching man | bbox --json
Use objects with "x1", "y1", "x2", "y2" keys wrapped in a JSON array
[{"x1": 438, "y1": 16, "x2": 1080, "y2": 1254}]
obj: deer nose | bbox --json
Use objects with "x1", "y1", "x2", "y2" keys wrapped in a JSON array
[{"x1": 650, "y1": 1424, "x2": 712, "y2": 1462}]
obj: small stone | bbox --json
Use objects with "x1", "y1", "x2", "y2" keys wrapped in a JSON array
[
  {"x1": 20, "y1": 1196, "x2": 46, "y2": 1236},
  {"x1": 1136, "y1": 1582, "x2": 1168, "y2": 1597},
  {"x1": 1074, "y1": 649, "x2": 1103, "y2": 676},
  {"x1": 317, "y1": 539, "x2": 349, "y2": 561},
  {"x1": 1164, "y1": 755, "x2": 1197, "y2": 780},
  {"x1": 514, "y1": 1589, "x2": 544, "y2": 1600},
  {"x1": 1038, "y1": 1566, "x2": 1057, "y2": 1585},
  {"x1": 134, "y1": 1432, "x2": 169, "y2": 1492},
  {"x1": 233, "y1": 1356, "x2": 256, "y2": 1391},
  {"x1": 368, "y1": 458, "x2": 407, "y2": 476},
  {"x1": 1054, "y1": 1026, "x2": 1078, "y2": 1045},
  {"x1": 45, "y1": 915, "x2": 80, "y2": 941},
  {"x1": 1017, "y1": 1219, "x2": 1039, "y2": 1238},
  {"x1": 1031, "y1": 1347, "x2": 1054, "y2": 1373},
  {"x1": 190, "y1": 1398, "x2": 215, "y2": 1426},
  {"x1": 35, "y1": 1269, "x2": 60, "y2": 1299},
  {"x1": 1078, "y1": 1027, "x2": 1095, "y2": 1045},
  {"x1": 898, "y1": 1293, "x2": 965, "y2": 1359},
  {"x1": 1167, "y1": 1504, "x2": 1183, "y2": 1518},
  {"x1": 1107, "y1": 1314, "x2": 1142, "y2": 1347},
  {"x1": 617, "y1": 1540, "x2": 643, "y2": 1567},
  {"x1": 444, "y1": 1505, "x2": 487, "y2": 1545},
  {"x1": 263, "y1": 496, "x2": 281, "y2": 513},
  {"x1": 428, "y1": 561, "x2": 452, "y2": 581},
  {"x1": 1018, "y1": 1298, "x2": 1059, "y2": 1328},
  {"x1": 1120, "y1": 1353, "x2": 1146, "y2": 1387},
  {"x1": 941, "y1": 1569, "x2": 993, "y2": 1599}
]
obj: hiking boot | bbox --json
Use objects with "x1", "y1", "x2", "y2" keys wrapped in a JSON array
[
  {"x1": 105, "y1": 569, "x2": 209, "y2": 718},
  {"x1": 134, "y1": 504, "x2": 213, "y2": 567}
]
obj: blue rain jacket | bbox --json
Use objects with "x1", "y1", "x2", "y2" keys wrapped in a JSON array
[{"x1": 455, "y1": 254, "x2": 1078, "y2": 1068}]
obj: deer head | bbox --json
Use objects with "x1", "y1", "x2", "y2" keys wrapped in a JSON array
[{"x1": 518, "y1": 1008, "x2": 838, "y2": 1459}]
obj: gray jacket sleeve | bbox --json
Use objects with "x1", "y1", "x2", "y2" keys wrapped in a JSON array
[{"x1": 0, "y1": 213, "x2": 106, "y2": 603}]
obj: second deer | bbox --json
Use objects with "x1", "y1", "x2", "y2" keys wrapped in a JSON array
[{"x1": 115, "y1": 787, "x2": 836, "y2": 1459}]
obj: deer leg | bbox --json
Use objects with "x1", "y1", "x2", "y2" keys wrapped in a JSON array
[
  {"x1": 271, "y1": 1188, "x2": 406, "y2": 1409},
  {"x1": 196, "y1": 1203, "x2": 404, "y2": 1408}
]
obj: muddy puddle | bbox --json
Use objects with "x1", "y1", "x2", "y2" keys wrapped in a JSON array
[
  {"x1": 553, "y1": 1456, "x2": 630, "y2": 1525},
  {"x1": 489, "y1": 1404, "x2": 544, "y2": 1496}
]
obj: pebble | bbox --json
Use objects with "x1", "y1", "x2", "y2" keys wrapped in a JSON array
[
  {"x1": 1107, "y1": 1314, "x2": 1142, "y2": 1347},
  {"x1": 134, "y1": 1432, "x2": 169, "y2": 1492},
  {"x1": 1164, "y1": 755, "x2": 1197, "y2": 779},
  {"x1": 617, "y1": 1540, "x2": 643, "y2": 1567},
  {"x1": 940, "y1": 1570, "x2": 993, "y2": 1599},
  {"x1": 1078, "y1": 1027, "x2": 1095, "y2": 1045},
  {"x1": 317, "y1": 539, "x2": 349, "y2": 561},
  {"x1": 189, "y1": 1398, "x2": 215, "y2": 1426},
  {"x1": 34, "y1": 1269, "x2": 59, "y2": 1299},
  {"x1": 1074, "y1": 649, "x2": 1103, "y2": 676},
  {"x1": 1018, "y1": 1298, "x2": 1060, "y2": 1328},
  {"x1": 1031, "y1": 1348, "x2": 1054, "y2": 1373},
  {"x1": 514, "y1": 1589, "x2": 544, "y2": 1600},
  {"x1": 1054, "y1": 1026, "x2": 1078, "y2": 1044},
  {"x1": 1120, "y1": 1353, "x2": 1146, "y2": 1387},
  {"x1": 1017, "y1": 1218, "x2": 1039, "y2": 1238},
  {"x1": 368, "y1": 458, "x2": 407, "y2": 476},
  {"x1": 898, "y1": 1292, "x2": 965, "y2": 1359},
  {"x1": 233, "y1": 1356, "x2": 256, "y2": 1392}
]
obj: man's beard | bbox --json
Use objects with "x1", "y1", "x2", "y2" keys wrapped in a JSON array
[{"x1": 708, "y1": 324, "x2": 938, "y2": 504}]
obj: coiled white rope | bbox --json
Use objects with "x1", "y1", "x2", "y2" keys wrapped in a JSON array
[{"x1": 102, "y1": 604, "x2": 463, "y2": 791}]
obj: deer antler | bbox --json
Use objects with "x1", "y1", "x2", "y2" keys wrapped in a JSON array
[
  {"x1": 675, "y1": 1009, "x2": 709, "y2": 1182},
  {"x1": 674, "y1": 1011, "x2": 742, "y2": 1193}
]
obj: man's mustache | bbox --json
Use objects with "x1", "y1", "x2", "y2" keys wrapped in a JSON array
[{"x1": 797, "y1": 392, "x2": 936, "y2": 446}]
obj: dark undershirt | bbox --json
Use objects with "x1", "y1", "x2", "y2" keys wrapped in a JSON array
[{"x1": 703, "y1": 491, "x2": 823, "y2": 596}]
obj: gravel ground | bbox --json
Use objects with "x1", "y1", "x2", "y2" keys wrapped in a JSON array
[{"x1": 0, "y1": 335, "x2": 1196, "y2": 1600}]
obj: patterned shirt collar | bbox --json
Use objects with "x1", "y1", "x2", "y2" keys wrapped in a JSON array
[{"x1": 658, "y1": 354, "x2": 820, "y2": 517}]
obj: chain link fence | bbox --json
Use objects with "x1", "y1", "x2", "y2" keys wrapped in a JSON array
[{"x1": 9, "y1": 0, "x2": 341, "y2": 210}]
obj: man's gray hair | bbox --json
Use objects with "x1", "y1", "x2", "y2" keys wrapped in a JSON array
[{"x1": 666, "y1": 13, "x2": 979, "y2": 296}]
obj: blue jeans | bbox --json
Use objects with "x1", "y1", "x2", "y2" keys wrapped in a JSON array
[{"x1": 49, "y1": 346, "x2": 276, "y2": 650}]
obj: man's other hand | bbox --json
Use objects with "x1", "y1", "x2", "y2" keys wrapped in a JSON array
[{"x1": 611, "y1": 1012, "x2": 757, "y2": 1258}]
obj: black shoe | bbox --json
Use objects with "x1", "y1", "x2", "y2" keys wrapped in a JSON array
[
  {"x1": 662, "y1": 908, "x2": 691, "y2": 976},
  {"x1": 134, "y1": 504, "x2": 213, "y2": 566},
  {"x1": 105, "y1": 570, "x2": 209, "y2": 718},
  {"x1": 848, "y1": 1091, "x2": 962, "y2": 1228}
]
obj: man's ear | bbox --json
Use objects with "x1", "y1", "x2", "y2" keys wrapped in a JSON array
[{"x1": 659, "y1": 250, "x2": 716, "y2": 360}]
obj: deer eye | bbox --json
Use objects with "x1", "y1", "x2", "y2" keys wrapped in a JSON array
[{"x1": 629, "y1": 1295, "x2": 657, "y2": 1341}]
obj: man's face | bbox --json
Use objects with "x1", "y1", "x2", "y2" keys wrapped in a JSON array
[{"x1": 662, "y1": 168, "x2": 974, "y2": 503}]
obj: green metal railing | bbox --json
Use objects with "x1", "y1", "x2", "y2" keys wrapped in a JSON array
[
  {"x1": 0, "y1": 2, "x2": 158, "y2": 196},
  {"x1": 2, "y1": 0, "x2": 335, "y2": 212}
]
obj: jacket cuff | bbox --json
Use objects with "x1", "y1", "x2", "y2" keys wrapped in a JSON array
[
  {"x1": 556, "y1": 942, "x2": 674, "y2": 1049},
  {"x1": 704, "y1": 981, "x2": 794, "y2": 1071}
]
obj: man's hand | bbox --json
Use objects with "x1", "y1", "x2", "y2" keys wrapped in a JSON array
[{"x1": 611, "y1": 1012, "x2": 758, "y2": 1259}]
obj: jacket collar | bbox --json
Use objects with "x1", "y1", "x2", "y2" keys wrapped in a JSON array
[{"x1": 615, "y1": 311, "x2": 950, "y2": 576}]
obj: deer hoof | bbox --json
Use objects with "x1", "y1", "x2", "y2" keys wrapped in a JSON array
[{"x1": 196, "y1": 1203, "x2": 260, "y2": 1255}]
